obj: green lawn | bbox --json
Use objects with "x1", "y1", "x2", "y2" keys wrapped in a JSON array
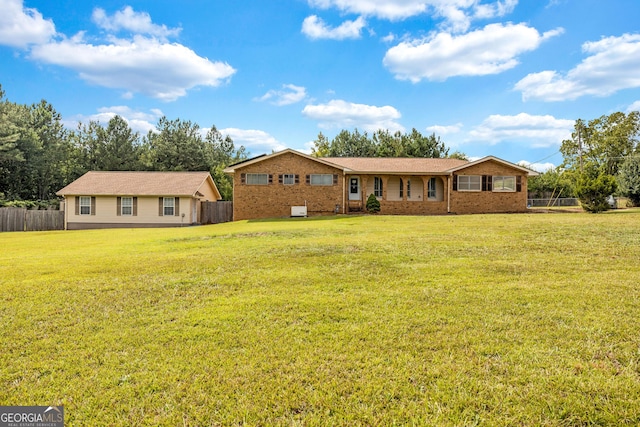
[{"x1": 2, "y1": 212, "x2": 640, "y2": 426}]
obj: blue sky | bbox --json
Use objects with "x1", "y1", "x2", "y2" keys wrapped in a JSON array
[{"x1": 1, "y1": 0, "x2": 639, "y2": 171}]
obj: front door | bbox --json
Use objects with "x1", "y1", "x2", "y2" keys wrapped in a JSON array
[{"x1": 349, "y1": 177, "x2": 360, "y2": 201}]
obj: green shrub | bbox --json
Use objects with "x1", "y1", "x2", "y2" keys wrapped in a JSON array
[
  {"x1": 575, "y1": 166, "x2": 617, "y2": 213},
  {"x1": 366, "y1": 193, "x2": 380, "y2": 213}
]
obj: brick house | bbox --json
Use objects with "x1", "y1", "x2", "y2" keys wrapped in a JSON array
[{"x1": 224, "y1": 149, "x2": 538, "y2": 221}]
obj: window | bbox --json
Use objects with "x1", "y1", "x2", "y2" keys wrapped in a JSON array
[
  {"x1": 282, "y1": 174, "x2": 296, "y2": 185},
  {"x1": 457, "y1": 175, "x2": 481, "y2": 191},
  {"x1": 163, "y1": 197, "x2": 175, "y2": 216},
  {"x1": 399, "y1": 178, "x2": 403, "y2": 198},
  {"x1": 493, "y1": 176, "x2": 516, "y2": 192},
  {"x1": 374, "y1": 177, "x2": 383, "y2": 197},
  {"x1": 428, "y1": 178, "x2": 437, "y2": 199},
  {"x1": 246, "y1": 173, "x2": 269, "y2": 185},
  {"x1": 310, "y1": 174, "x2": 333, "y2": 186},
  {"x1": 407, "y1": 180, "x2": 411, "y2": 199},
  {"x1": 79, "y1": 196, "x2": 91, "y2": 215},
  {"x1": 121, "y1": 197, "x2": 133, "y2": 216}
]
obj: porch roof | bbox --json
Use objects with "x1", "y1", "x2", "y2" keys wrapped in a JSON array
[{"x1": 321, "y1": 157, "x2": 468, "y2": 174}]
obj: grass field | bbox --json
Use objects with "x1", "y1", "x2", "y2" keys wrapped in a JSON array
[{"x1": 1, "y1": 211, "x2": 640, "y2": 426}]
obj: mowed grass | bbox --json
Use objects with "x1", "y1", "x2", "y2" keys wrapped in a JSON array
[{"x1": 1, "y1": 212, "x2": 640, "y2": 426}]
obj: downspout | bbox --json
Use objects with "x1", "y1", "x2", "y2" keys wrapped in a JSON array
[
  {"x1": 447, "y1": 174, "x2": 451, "y2": 213},
  {"x1": 64, "y1": 197, "x2": 69, "y2": 230},
  {"x1": 343, "y1": 172, "x2": 346, "y2": 214}
]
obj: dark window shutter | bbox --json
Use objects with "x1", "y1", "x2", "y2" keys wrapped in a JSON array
[
  {"x1": 452, "y1": 175, "x2": 457, "y2": 191},
  {"x1": 117, "y1": 197, "x2": 121, "y2": 216},
  {"x1": 91, "y1": 197, "x2": 96, "y2": 216},
  {"x1": 333, "y1": 174, "x2": 338, "y2": 185},
  {"x1": 295, "y1": 174, "x2": 300, "y2": 184},
  {"x1": 268, "y1": 174, "x2": 273, "y2": 184},
  {"x1": 133, "y1": 197, "x2": 138, "y2": 216},
  {"x1": 278, "y1": 174, "x2": 283, "y2": 184},
  {"x1": 306, "y1": 175, "x2": 310, "y2": 185},
  {"x1": 75, "y1": 196, "x2": 79, "y2": 215},
  {"x1": 516, "y1": 176, "x2": 522, "y2": 192},
  {"x1": 482, "y1": 175, "x2": 487, "y2": 191},
  {"x1": 487, "y1": 176, "x2": 493, "y2": 192},
  {"x1": 240, "y1": 173, "x2": 246, "y2": 184},
  {"x1": 159, "y1": 197, "x2": 163, "y2": 216},
  {"x1": 175, "y1": 197, "x2": 180, "y2": 216}
]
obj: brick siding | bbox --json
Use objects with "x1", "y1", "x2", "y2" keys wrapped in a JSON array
[
  {"x1": 449, "y1": 160, "x2": 529, "y2": 214},
  {"x1": 232, "y1": 152, "x2": 344, "y2": 220}
]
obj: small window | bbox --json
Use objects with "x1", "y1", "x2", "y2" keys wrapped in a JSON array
[
  {"x1": 121, "y1": 197, "x2": 133, "y2": 216},
  {"x1": 79, "y1": 196, "x2": 91, "y2": 215},
  {"x1": 457, "y1": 175, "x2": 481, "y2": 191},
  {"x1": 164, "y1": 197, "x2": 175, "y2": 216},
  {"x1": 428, "y1": 178, "x2": 437, "y2": 199},
  {"x1": 399, "y1": 178, "x2": 403, "y2": 199},
  {"x1": 374, "y1": 177, "x2": 383, "y2": 197},
  {"x1": 407, "y1": 180, "x2": 411, "y2": 199},
  {"x1": 493, "y1": 176, "x2": 516, "y2": 192},
  {"x1": 283, "y1": 174, "x2": 296, "y2": 185},
  {"x1": 310, "y1": 174, "x2": 333, "y2": 186},
  {"x1": 246, "y1": 173, "x2": 269, "y2": 185}
]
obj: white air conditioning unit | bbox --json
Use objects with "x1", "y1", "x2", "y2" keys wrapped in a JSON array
[{"x1": 291, "y1": 205, "x2": 307, "y2": 217}]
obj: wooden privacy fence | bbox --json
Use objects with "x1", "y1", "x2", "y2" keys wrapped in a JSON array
[
  {"x1": 0, "y1": 207, "x2": 64, "y2": 232},
  {"x1": 201, "y1": 201, "x2": 233, "y2": 224}
]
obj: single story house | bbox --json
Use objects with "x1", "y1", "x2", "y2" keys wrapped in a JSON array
[
  {"x1": 56, "y1": 171, "x2": 221, "y2": 230},
  {"x1": 224, "y1": 149, "x2": 538, "y2": 221}
]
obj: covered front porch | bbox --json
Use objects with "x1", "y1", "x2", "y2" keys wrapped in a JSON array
[{"x1": 345, "y1": 174, "x2": 451, "y2": 215}]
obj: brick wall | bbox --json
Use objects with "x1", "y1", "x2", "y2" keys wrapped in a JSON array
[
  {"x1": 232, "y1": 152, "x2": 344, "y2": 220},
  {"x1": 449, "y1": 160, "x2": 529, "y2": 214}
]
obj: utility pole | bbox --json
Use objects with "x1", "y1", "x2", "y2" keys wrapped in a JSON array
[{"x1": 578, "y1": 123, "x2": 583, "y2": 173}]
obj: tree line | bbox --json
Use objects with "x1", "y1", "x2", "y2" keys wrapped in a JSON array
[
  {"x1": 529, "y1": 111, "x2": 640, "y2": 212},
  {"x1": 310, "y1": 128, "x2": 467, "y2": 159},
  {"x1": 0, "y1": 85, "x2": 248, "y2": 204}
]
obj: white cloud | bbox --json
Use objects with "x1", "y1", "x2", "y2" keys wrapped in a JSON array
[
  {"x1": 627, "y1": 101, "x2": 640, "y2": 113},
  {"x1": 384, "y1": 23, "x2": 562, "y2": 82},
  {"x1": 218, "y1": 128, "x2": 287, "y2": 153},
  {"x1": 381, "y1": 33, "x2": 396, "y2": 43},
  {"x1": 67, "y1": 106, "x2": 163, "y2": 134},
  {"x1": 0, "y1": 0, "x2": 56, "y2": 47},
  {"x1": 308, "y1": 0, "x2": 517, "y2": 31},
  {"x1": 257, "y1": 84, "x2": 307, "y2": 106},
  {"x1": 518, "y1": 160, "x2": 556, "y2": 172},
  {"x1": 30, "y1": 35, "x2": 236, "y2": 101},
  {"x1": 92, "y1": 6, "x2": 181, "y2": 40},
  {"x1": 515, "y1": 33, "x2": 640, "y2": 102},
  {"x1": 468, "y1": 113, "x2": 573, "y2": 147},
  {"x1": 302, "y1": 99, "x2": 404, "y2": 132},
  {"x1": 302, "y1": 15, "x2": 366, "y2": 40},
  {"x1": 426, "y1": 123, "x2": 462, "y2": 134}
]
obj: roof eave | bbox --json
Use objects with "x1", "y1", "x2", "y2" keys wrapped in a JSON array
[
  {"x1": 446, "y1": 155, "x2": 539, "y2": 176},
  {"x1": 224, "y1": 149, "x2": 349, "y2": 173}
]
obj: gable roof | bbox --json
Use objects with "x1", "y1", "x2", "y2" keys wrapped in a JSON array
[
  {"x1": 223, "y1": 148, "x2": 347, "y2": 173},
  {"x1": 321, "y1": 157, "x2": 468, "y2": 174},
  {"x1": 56, "y1": 171, "x2": 222, "y2": 199},
  {"x1": 448, "y1": 156, "x2": 539, "y2": 176}
]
